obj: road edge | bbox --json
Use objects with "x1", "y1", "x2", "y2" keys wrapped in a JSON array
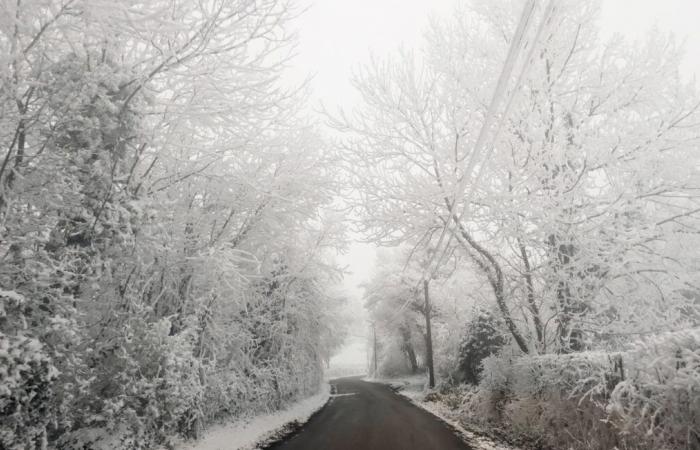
[
  {"x1": 256, "y1": 385, "x2": 332, "y2": 449},
  {"x1": 367, "y1": 379, "x2": 517, "y2": 450}
]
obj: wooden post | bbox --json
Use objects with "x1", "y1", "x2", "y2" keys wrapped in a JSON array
[{"x1": 424, "y1": 280, "x2": 435, "y2": 388}]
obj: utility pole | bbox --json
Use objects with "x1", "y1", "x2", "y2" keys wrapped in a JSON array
[
  {"x1": 423, "y1": 280, "x2": 435, "y2": 388},
  {"x1": 372, "y1": 321, "x2": 378, "y2": 378}
]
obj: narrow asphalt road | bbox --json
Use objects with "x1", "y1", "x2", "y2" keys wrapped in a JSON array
[{"x1": 266, "y1": 376, "x2": 473, "y2": 450}]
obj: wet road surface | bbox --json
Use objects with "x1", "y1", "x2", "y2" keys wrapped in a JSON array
[{"x1": 266, "y1": 376, "x2": 473, "y2": 450}]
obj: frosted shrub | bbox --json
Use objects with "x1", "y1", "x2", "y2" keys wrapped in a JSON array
[
  {"x1": 58, "y1": 317, "x2": 205, "y2": 448},
  {"x1": 499, "y1": 351, "x2": 625, "y2": 449},
  {"x1": 609, "y1": 330, "x2": 700, "y2": 449},
  {"x1": 144, "y1": 321, "x2": 204, "y2": 440},
  {"x1": 479, "y1": 351, "x2": 517, "y2": 394},
  {"x1": 456, "y1": 311, "x2": 506, "y2": 385},
  {"x1": 470, "y1": 329, "x2": 700, "y2": 449},
  {"x1": 477, "y1": 350, "x2": 520, "y2": 422},
  {"x1": 0, "y1": 334, "x2": 57, "y2": 449},
  {"x1": 511, "y1": 351, "x2": 616, "y2": 400}
]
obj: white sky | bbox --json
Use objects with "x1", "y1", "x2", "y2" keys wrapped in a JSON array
[
  {"x1": 293, "y1": 0, "x2": 700, "y2": 110},
  {"x1": 290, "y1": 0, "x2": 700, "y2": 369}
]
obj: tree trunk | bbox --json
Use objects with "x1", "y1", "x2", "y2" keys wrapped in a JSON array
[
  {"x1": 399, "y1": 326, "x2": 418, "y2": 374},
  {"x1": 549, "y1": 233, "x2": 588, "y2": 352},
  {"x1": 372, "y1": 322, "x2": 378, "y2": 377},
  {"x1": 405, "y1": 344, "x2": 418, "y2": 374},
  {"x1": 423, "y1": 280, "x2": 435, "y2": 388},
  {"x1": 451, "y1": 214, "x2": 530, "y2": 354},
  {"x1": 435, "y1": 158, "x2": 530, "y2": 354},
  {"x1": 518, "y1": 239, "x2": 544, "y2": 349}
]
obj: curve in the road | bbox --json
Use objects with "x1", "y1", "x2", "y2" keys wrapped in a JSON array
[{"x1": 265, "y1": 376, "x2": 473, "y2": 450}]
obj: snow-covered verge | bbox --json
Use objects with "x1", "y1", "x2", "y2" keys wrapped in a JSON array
[
  {"x1": 448, "y1": 329, "x2": 700, "y2": 450},
  {"x1": 365, "y1": 374, "x2": 426, "y2": 393},
  {"x1": 369, "y1": 329, "x2": 700, "y2": 450},
  {"x1": 173, "y1": 383, "x2": 330, "y2": 450},
  {"x1": 368, "y1": 376, "x2": 517, "y2": 450}
]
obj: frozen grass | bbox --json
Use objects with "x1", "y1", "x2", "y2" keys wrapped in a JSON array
[{"x1": 174, "y1": 384, "x2": 330, "y2": 450}]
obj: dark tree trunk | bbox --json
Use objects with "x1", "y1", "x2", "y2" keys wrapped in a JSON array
[
  {"x1": 423, "y1": 280, "x2": 436, "y2": 388},
  {"x1": 518, "y1": 239, "x2": 544, "y2": 349},
  {"x1": 399, "y1": 326, "x2": 418, "y2": 374},
  {"x1": 549, "y1": 234, "x2": 588, "y2": 352},
  {"x1": 372, "y1": 322, "x2": 378, "y2": 377},
  {"x1": 452, "y1": 215, "x2": 530, "y2": 354},
  {"x1": 434, "y1": 156, "x2": 530, "y2": 354}
]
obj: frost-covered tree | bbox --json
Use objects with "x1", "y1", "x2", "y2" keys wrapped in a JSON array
[
  {"x1": 0, "y1": 0, "x2": 346, "y2": 447},
  {"x1": 363, "y1": 245, "x2": 461, "y2": 380},
  {"x1": 334, "y1": 0, "x2": 700, "y2": 355},
  {"x1": 364, "y1": 247, "x2": 426, "y2": 376}
]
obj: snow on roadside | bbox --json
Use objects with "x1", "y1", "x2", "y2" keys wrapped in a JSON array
[
  {"x1": 368, "y1": 377, "x2": 516, "y2": 450},
  {"x1": 400, "y1": 390, "x2": 516, "y2": 450},
  {"x1": 363, "y1": 374, "x2": 427, "y2": 393},
  {"x1": 175, "y1": 384, "x2": 330, "y2": 450}
]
